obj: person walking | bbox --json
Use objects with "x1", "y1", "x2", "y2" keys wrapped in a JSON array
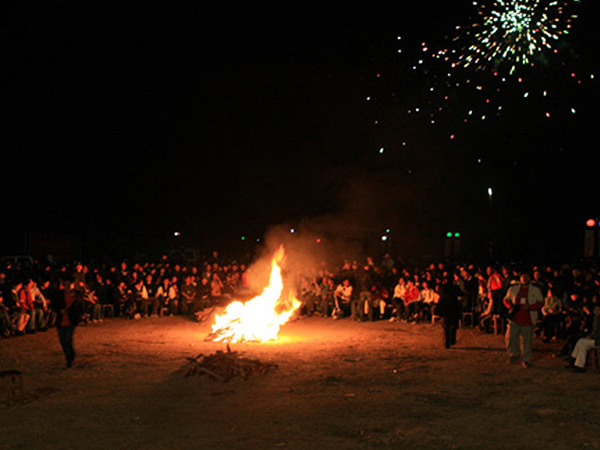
[
  {"x1": 503, "y1": 271, "x2": 544, "y2": 368},
  {"x1": 52, "y1": 276, "x2": 85, "y2": 368}
]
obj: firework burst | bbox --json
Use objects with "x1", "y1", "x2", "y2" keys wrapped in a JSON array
[
  {"x1": 396, "y1": 0, "x2": 589, "y2": 132},
  {"x1": 448, "y1": 0, "x2": 580, "y2": 75}
]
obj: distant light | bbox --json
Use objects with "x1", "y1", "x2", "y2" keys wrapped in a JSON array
[
  {"x1": 290, "y1": 228, "x2": 295, "y2": 234},
  {"x1": 316, "y1": 238, "x2": 321, "y2": 243},
  {"x1": 488, "y1": 187, "x2": 493, "y2": 196},
  {"x1": 174, "y1": 231, "x2": 181, "y2": 237},
  {"x1": 586, "y1": 219, "x2": 596, "y2": 228},
  {"x1": 381, "y1": 236, "x2": 388, "y2": 242},
  {"x1": 379, "y1": 147, "x2": 385, "y2": 154}
]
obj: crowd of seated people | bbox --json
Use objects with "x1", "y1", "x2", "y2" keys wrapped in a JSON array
[
  {"x1": 0, "y1": 253, "x2": 248, "y2": 337},
  {"x1": 293, "y1": 256, "x2": 600, "y2": 361},
  {"x1": 2, "y1": 250, "x2": 599, "y2": 370}
]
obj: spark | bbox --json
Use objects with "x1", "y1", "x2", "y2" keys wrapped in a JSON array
[
  {"x1": 402, "y1": 0, "x2": 586, "y2": 125},
  {"x1": 443, "y1": 0, "x2": 580, "y2": 74}
]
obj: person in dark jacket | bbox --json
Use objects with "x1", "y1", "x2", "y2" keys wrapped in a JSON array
[
  {"x1": 51, "y1": 276, "x2": 85, "y2": 368},
  {"x1": 436, "y1": 275, "x2": 463, "y2": 348}
]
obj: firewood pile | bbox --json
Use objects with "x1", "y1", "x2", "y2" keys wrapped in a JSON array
[{"x1": 183, "y1": 345, "x2": 278, "y2": 382}]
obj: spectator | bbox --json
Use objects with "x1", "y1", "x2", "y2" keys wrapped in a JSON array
[
  {"x1": 333, "y1": 278, "x2": 353, "y2": 319},
  {"x1": 404, "y1": 280, "x2": 420, "y2": 322},
  {"x1": 565, "y1": 305, "x2": 600, "y2": 372},
  {"x1": 180, "y1": 276, "x2": 197, "y2": 315},
  {"x1": 0, "y1": 291, "x2": 16, "y2": 337},
  {"x1": 144, "y1": 274, "x2": 160, "y2": 317},
  {"x1": 538, "y1": 288, "x2": 562, "y2": 343},
  {"x1": 367, "y1": 280, "x2": 389, "y2": 321},
  {"x1": 355, "y1": 267, "x2": 373, "y2": 322},
  {"x1": 486, "y1": 266, "x2": 505, "y2": 316},
  {"x1": 420, "y1": 280, "x2": 440, "y2": 323},
  {"x1": 22, "y1": 279, "x2": 46, "y2": 332},
  {"x1": 132, "y1": 279, "x2": 149, "y2": 318},
  {"x1": 318, "y1": 276, "x2": 335, "y2": 318},
  {"x1": 9, "y1": 281, "x2": 30, "y2": 334},
  {"x1": 390, "y1": 277, "x2": 407, "y2": 322}
]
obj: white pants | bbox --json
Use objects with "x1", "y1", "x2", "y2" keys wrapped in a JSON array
[
  {"x1": 506, "y1": 322, "x2": 534, "y2": 363},
  {"x1": 571, "y1": 338, "x2": 597, "y2": 369}
]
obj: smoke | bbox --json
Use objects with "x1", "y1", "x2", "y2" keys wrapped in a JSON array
[{"x1": 240, "y1": 165, "x2": 436, "y2": 290}]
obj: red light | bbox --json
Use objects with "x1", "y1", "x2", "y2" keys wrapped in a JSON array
[{"x1": 586, "y1": 219, "x2": 596, "y2": 228}]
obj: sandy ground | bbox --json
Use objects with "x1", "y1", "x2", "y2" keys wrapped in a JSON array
[{"x1": 1, "y1": 315, "x2": 599, "y2": 450}]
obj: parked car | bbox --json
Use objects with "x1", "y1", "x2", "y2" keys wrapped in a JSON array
[{"x1": 0, "y1": 255, "x2": 35, "y2": 268}]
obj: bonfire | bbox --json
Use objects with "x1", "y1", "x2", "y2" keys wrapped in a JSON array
[{"x1": 206, "y1": 246, "x2": 301, "y2": 343}]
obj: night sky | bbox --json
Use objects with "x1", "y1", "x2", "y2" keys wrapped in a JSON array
[{"x1": 5, "y1": 2, "x2": 600, "y2": 261}]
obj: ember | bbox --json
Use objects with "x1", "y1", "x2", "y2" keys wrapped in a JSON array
[
  {"x1": 184, "y1": 345, "x2": 278, "y2": 382},
  {"x1": 206, "y1": 246, "x2": 300, "y2": 343}
]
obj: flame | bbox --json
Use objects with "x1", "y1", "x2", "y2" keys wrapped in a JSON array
[{"x1": 208, "y1": 246, "x2": 301, "y2": 343}]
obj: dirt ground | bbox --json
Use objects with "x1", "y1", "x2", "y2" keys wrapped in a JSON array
[{"x1": 1, "y1": 315, "x2": 599, "y2": 450}]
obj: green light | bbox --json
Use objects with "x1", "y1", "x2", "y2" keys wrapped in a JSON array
[
  {"x1": 446, "y1": 232, "x2": 453, "y2": 238},
  {"x1": 454, "y1": 232, "x2": 461, "y2": 238},
  {"x1": 241, "y1": 236, "x2": 246, "y2": 241}
]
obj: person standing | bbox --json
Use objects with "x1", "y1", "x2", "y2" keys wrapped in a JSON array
[
  {"x1": 486, "y1": 266, "x2": 505, "y2": 316},
  {"x1": 436, "y1": 275, "x2": 463, "y2": 348},
  {"x1": 503, "y1": 271, "x2": 544, "y2": 368},
  {"x1": 52, "y1": 277, "x2": 85, "y2": 368}
]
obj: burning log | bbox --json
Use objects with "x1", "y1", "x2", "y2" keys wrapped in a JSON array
[
  {"x1": 194, "y1": 305, "x2": 217, "y2": 323},
  {"x1": 205, "y1": 246, "x2": 301, "y2": 343},
  {"x1": 184, "y1": 345, "x2": 278, "y2": 381},
  {"x1": 204, "y1": 318, "x2": 244, "y2": 343}
]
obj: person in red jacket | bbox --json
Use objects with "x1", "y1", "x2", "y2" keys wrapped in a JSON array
[
  {"x1": 404, "y1": 280, "x2": 420, "y2": 322},
  {"x1": 503, "y1": 271, "x2": 544, "y2": 368}
]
